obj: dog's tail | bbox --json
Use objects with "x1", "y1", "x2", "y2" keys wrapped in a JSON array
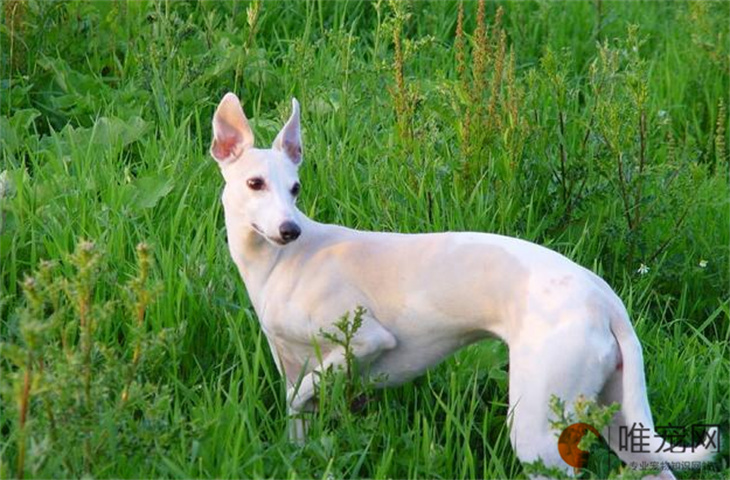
[{"x1": 606, "y1": 305, "x2": 719, "y2": 468}]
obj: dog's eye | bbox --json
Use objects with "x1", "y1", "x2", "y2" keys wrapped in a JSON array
[
  {"x1": 247, "y1": 178, "x2": 265, "y2": 191},
  {"x1": 291, "y1": 182, "x2": 301, "y2": 196}
]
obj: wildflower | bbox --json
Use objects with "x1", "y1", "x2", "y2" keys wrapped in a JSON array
[
  {"x1": 699, "y1": 259, "x2": 708, "y2": 268},
  {"x1": 637, "y1": 263, "x2": 649, "y2": 275},
  {"x1": 658, "y1": 110, "x2": 667, "y2": 119}
]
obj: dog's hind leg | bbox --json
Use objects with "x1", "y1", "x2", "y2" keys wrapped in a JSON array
[
  {"x1": 598, "y1": 371, "x2": 679, "y2": 480},
  {"x1": 507, "y1": 319, "x2": 619, "y2": 476}
]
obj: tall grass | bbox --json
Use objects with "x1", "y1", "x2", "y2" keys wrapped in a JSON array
[{"x1": 1, "y1": 1, "x2": 728, "y2": 478}]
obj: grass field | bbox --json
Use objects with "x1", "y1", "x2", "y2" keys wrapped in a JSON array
[{"x1": 1, "y1": 1, "x2": 728, "y2": 478}]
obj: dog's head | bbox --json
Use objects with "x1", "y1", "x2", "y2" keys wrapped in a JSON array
[{"x1": 210, "y1": 93, "x2": 304, "y2": 246}]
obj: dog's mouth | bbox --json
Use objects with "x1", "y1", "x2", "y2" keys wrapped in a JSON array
[{"x1": 251, "y1": 223, "x2": 287, "y2": 246}]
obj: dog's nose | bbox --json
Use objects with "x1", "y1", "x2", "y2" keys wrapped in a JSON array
[{"x1": 279, "y1": 221, "x2": 301, "y2": 243}]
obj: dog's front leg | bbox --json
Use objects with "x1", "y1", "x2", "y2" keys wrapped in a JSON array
[
  {"x1": 286, "y1": 324, "x2": 397, "y2": 443},
  {"x1": 287, "y1": 406, "x2": 310, "y2": 444}
]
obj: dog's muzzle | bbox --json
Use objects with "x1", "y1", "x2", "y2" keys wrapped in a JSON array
[{"x1": 279, "y1": 221, "x2": 301, "y2": 244}]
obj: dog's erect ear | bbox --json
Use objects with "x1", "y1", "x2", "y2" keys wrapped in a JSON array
[
  {"x1": 272, "y1": 98, "x2": 302, "y2": 165},
  {"x1": 210, "y1": 92, "x2": 255, "y2": 163}
]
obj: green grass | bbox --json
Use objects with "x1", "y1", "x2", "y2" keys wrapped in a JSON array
[{"x1": 1, "y1": 1, "x2": 728, "y2": 478}]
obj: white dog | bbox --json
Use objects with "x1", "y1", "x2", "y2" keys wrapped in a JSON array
[{"x1": 209, "y1": 93, "x2": 717, "y2": 475}]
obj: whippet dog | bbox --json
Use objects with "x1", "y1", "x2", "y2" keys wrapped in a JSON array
[{"x1": 209, "y1": 92, "x2": 717, "y2": 475}]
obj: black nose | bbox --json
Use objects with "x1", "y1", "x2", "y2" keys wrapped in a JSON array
[{"x1": 279, "y1": 221, "x2": 301, "y2": 243}]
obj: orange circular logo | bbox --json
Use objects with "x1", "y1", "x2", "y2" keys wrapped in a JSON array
[{"x1": 558, "y1": 423, "x2": 602, "y2": 468}]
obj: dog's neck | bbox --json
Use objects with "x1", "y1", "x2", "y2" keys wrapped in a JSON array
[
  {"x1": 227, "y1": 214, "x2": 315, "y2": 309},
  {"x1": 228, "y1": 224, "x2": 282, "y2": 297}
]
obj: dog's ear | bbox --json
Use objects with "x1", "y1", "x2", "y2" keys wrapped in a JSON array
[
  {"x1": 210, "y1": 92, "x2": 255, "y2": 163},
  {"x1": 272, "y1": 98, "x2": 302, "y2": 165}
]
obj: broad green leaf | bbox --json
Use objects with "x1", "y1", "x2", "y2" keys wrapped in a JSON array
[
  {"x1": 0, "y1": 108, "x2": 41, "y2": 155},
  {"x1": 131, "y1": 174, "x2": 174, "y2": 210}
]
